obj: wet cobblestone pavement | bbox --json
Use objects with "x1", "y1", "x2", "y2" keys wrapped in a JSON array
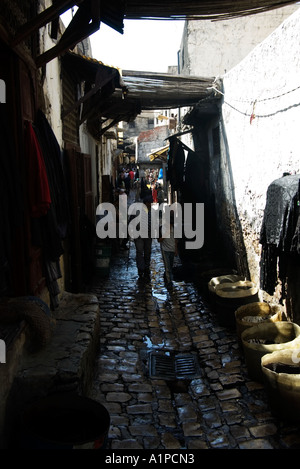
[{"x1": 88, "y1": 239, "x2": 300, "y2": 451}]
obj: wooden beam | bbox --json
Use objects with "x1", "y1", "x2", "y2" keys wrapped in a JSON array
[
  {"x1": 62, "y1": 67, "x2": 117, "y2": 118},
  {"x1": 11, "y1": 0, "x2": 84, "y2": 47},
  {"x1": 35, "y1": 1, "x2": 101, "y2": 68},
  {"x1": 35, "y1": 22, "x2": 99, "y2": 68}
]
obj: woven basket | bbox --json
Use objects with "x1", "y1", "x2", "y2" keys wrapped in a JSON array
[{"x1": 0, "y1": 298, "x2": 53, "y2": 350}]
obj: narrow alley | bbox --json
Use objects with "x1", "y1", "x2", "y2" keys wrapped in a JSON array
[{"x1": 87, "y1": 213, "x2": 300, "y2": 451}]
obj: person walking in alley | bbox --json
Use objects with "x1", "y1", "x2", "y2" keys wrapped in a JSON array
[
  {"x1": 134, "y1": 194, "x2": 154, "y2": 279},
  {"x1": 158, "y1": 211, "x2": 178, "y2": 288},
  {"x1": 129, "y1": 168, "x2": 135, "y2": 189}
]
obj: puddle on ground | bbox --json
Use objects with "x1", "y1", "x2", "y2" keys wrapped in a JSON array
[
  {"x1": 152, "y1": 291, "x2": 168, "y2": 302},
  {"x1": 143, "y1": 335, "x2": 169, "y2": 351}
]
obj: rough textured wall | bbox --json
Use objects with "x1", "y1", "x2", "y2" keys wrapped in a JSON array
[
  {"x1": 138, "y1": 125, "x2": 169, "y2": 163},
  {"x1": 222, "y1": 8, "x2": 300, "y2": 287},
  {"x1": 180, "y1": 5, "x2": 299, "y2": 77}
]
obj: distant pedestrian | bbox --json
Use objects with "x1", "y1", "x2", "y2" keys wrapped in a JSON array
[
  {"x1": 158, "y1": 211, "x2": 178, "y2": 288},
  {"x1": 152, "y1": 183, "x2": 158, "y2": 204},
  {"x1": 157, "y1": 185, "x2": 164, "y2": 205},
  {"x1": 129, "y1": 169, "x2": 135, "y2": 189},
  {"x1": 134, "y1": 194, "x2": 153, "y2": 279},
  {"x1": 133, "y1": 179, "x2": 140, "y2": 202}
]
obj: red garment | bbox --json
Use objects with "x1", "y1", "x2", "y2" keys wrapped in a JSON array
[
  {"x1": 25, "y1": 121, "x2": 51, "y2": 217},
  {"x1": 152, "y1": 188, "x2": 158, "y2": 203},
  {"x1": 129, "y1": 170, "x2": 135, "y2": 180}
]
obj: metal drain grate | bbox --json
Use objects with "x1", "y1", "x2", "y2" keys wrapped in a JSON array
[{"x1": 149, "y1": 351, "x2": 201, "y2": 380}]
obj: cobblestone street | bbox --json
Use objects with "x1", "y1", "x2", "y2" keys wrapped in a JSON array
[{"x1": 88, "y1": 239, "x2": 300, "y2": 451}]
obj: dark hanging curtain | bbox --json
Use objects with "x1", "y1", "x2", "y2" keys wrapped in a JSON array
[
  {"x1": 167, "y1": 137, "x2": 185, "y2": 192},
  {"x1": 182, "y1": 149, "x2": 203, "y2": 204},
  {"x1": 32, "y1": 110, "x2": 70, "y2": 309},
  {"x1": 260, "y1": 174, "x2": 300, "y2": 299},
  {"x1": 0, "y1": 106, "x2": 24, "y2": 296}
]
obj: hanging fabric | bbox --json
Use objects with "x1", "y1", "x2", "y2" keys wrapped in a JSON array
[
  {"x1": 24, "y1": 120, "x2": 51, "y2": 218},
  {"x1": 260, "y1": 174, "x2": 300, "y2": 297},
  {"x1": 32, "y1": 110, "x2": 70, "y2": 308},
  {"x1": 167, "y1": 137, "x2": 185, "y2": 191},
  {"x1": 0, "y1": 106, "x2": 24, "y2": 294},
  {"x1": 182, "y1": 149, "x2": 202, "y2": 203}
]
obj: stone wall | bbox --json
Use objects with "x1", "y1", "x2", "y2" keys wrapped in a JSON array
[
  {"x1": 179, "y1": 4, "x2": 299, "y2": 77},
  {"x1": 138, "y1": 125, "x2": 170, "y2": 164},
  {"x1": 221, "y1": 8, "x2": 300, "y2": 314},
  {"x1": 221, "y1": 8, "x2": 300, "y2": 280}
]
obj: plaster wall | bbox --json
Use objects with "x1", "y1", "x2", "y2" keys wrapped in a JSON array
[
  {"x1": 40, "y1": 20, "x2": 63, "y2": 145},
  {"x1": 221, "y1": 8, "x2": 300, "y2": 287},
  {"x1": 40, "y1": 20, "x2": 65, "y2": 298},
  {"x1": 138, "y1": 125, "x2": 170, "y2": 164},
  {"x1": 180, "y1": 5, "x2": 299, "y2": 77}
]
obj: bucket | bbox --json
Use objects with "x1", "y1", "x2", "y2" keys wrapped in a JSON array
[
  {"x1": 18, "y1": 393, "x2": 110, "y2": 449},
  {"x1": 241, "y1": 321, "x2": 300, "y2": 383},
  {"x1": 95, "y1": 243, "x2": 112, "y2": 276},
  {"x1": 214, "y1": 280, "x2": 259, "y2": 328},
  {"x1": 235, "y1": 302, "x2": 282, "y2": 344},
  {"x1": 261, "y1": 349, "x2": 300, "y2": 421}
]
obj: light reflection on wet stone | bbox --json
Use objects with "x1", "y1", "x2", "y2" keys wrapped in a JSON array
[{"x1": 88, "y1": 238, "x2": 295, "y2": 449}]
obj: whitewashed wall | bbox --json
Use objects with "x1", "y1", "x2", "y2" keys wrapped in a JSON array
[
  {"x1": 40, "y1": 29, "x2": 63, "y2": 145},
  {"x1": 221, "y1": 7, "x2": 300, "y2": 285},
  {"x1": 180, "y1": 5, "x2": 299, "y2": 77}
]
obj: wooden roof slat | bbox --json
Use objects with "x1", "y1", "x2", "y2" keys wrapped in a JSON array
[
  {"x1": 120, "y1": 71, "x2": 219, "y2": 110},
  {"x1": 11, "y1": 0, "x2": 84, "y2": 47},
  {"x1": 124, "y1": 0, "x2": 298, "y2": 20}
]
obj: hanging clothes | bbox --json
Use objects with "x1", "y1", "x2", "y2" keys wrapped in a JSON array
[
  {"x1": 260, "y1": 174, "x2": 300, "y2": 296},
  {"x1": 32, "y1": 110, "x2": 69, "y2": 308},
  {"x1": 34, "y1": 109, "x2": 69, "y2": 239},
  {"x1": 24, "y1": 120, "x2": 51, "y2": 218},
  {"x1": 182, "y1": 149, "x2": 202, "y2": 203},
  {"x1": 289, "y1": 180, "x2": 300, "y2": 255},
  {"x1": 0, "y1": 106, "x2": 24, "y2": 294},
  {"x1": 167, "y1": 138, "x2": 185, "y2": 191}
]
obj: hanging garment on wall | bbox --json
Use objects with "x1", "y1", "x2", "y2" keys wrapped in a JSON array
[
  {"x1": 34, "y1": 110, "x2": 69, "y2": 239},
  {"x1": 167, "y1": 138, "x2": 185, "y2": 191},
  {"x1": 182, "y1": 149, "x2": 202, "y2": 203},
  {"x1": 32, "y1": 110, "x2": 69, "y2": 308},
  {"x1": 260, "y1": 174, "x2": 300, "y2": 295},
  {"x1": 0, "y1": 106, "x2": 24, "y2": 294},
  {"x1": 24, "y1": 120, "x2": 51, "y2": 218},
  {"x1": 289, "y1": 180, "x2": 300, "y2": 255},
  {"x1": 44, "y1": 259, "x2": 62, "y2": 310}
]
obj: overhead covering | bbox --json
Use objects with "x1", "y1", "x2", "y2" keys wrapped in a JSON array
[
  {"x1": 61, "y1": 51, "x2": 140, "y2": 139},
  {"x1": 121, "y1": 71, "x2": 220, "y2": 110},
  {"x1": 124, "y1": 0, "x2": 298, "y2": 20},
  {"x1": 148, "y1": 145, "x2": 169, "y2": 162},
  {"x1": 62, "y1": 51, "x2": 127, "y2": 119},
  {"x1": 61, "y1": 51, "x2": 222, "y2": 135},
  {"x1": 3, "y1": 0, "x2": 298, "y2": 67}
]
